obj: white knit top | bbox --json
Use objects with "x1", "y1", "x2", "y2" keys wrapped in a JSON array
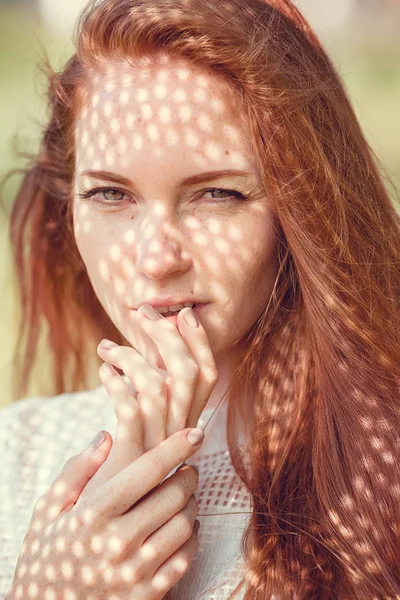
[{"x1": 0, "y1": 381, "x2": 252, "y2": 599}]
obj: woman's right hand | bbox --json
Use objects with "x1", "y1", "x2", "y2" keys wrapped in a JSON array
[{"x1": 7, "y1": 426, "x2": 204, "y2": 600}]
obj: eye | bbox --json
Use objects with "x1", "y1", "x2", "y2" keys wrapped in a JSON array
[
  {"x1": 201, "y1": 188, "x2": 248, "y2": 203},
  {"x1": 102, "y1": 189, "x2": 125, "y2": 201},
  {"x1": 77, "y1": 187, "x2": 129, "y2": 206}
]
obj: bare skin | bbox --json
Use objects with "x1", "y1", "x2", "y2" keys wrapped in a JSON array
[{"x1": 6, "y1": 424, "x2": 208, "y2": 600}]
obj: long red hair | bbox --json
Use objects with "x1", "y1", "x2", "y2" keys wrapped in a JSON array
[{"x1": 4, "y1": 0, "x2": 400, "y2": 597}]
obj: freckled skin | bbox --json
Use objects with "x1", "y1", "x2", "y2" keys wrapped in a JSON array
[{"x1": 73, "y1": 56, "x2": 279, "y2": 409}]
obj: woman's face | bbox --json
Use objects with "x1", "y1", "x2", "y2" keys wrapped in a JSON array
[{"x1": 73, "y1": 57, "x2": 279, "y2": 367}]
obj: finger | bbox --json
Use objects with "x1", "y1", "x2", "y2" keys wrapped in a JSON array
[
  {"x1": 177, "y1": 306, "x2": 219, "y2": 429},
  {"x1": 137, "y1": 305, "x2": 200, "y2": 436},
  {"x1": 151, "y1": 526, "x2": 199, "y2": 594},
  {"x1": 127, "y1": 306, "x2": 168, "y2": 371},
  {"x1": 113, "y1": 464, "x2": 198, "y2": 558},
  {"x1": 81, "y1": 363, "x2": 145, "y2": 495},
  {"x1": 123, "y1": 495, "x2": 198, "y2": 575},
  {"x1": 35, "y1": 431, "x2": 112, "y2": 518},
  {"x1": 97, "y1": 342, "x2": 168, "y2": 449},
  {"x1": 104, "y1": 468, "x2": 198, "y2": 565},
  {"x1": 83, "y1": 427, "x2": 205, "y2": 520}
]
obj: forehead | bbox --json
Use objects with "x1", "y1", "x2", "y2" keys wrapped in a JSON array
[{"x1": 75, "y1": 57, "x2": 254, "y2": 174}]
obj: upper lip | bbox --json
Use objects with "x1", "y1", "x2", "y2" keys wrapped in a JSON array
[{"x1": 133, "y1": 297, "x2": 205, "y2": 310}]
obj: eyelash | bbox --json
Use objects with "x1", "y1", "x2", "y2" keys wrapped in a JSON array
[{"x1": 77, "y1": 186, "x2": 249, "y2": 207}]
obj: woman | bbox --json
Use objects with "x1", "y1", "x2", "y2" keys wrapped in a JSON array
[{"x1": 1, "y1": 0, "x2": 399, "y2": 598}]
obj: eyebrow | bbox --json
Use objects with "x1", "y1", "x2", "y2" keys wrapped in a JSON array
[{"x1": 78, "y1": 169, "x2": 253, "y2": 188}]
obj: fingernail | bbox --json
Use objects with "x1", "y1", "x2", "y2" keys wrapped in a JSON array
[
  {"x1": 183, "y1": 307, "x2": 199, "y2": 328},
  {"x1": 99, "y1": 339, "x2": 117, "y2": 350},
  {"x1": 87, "y1": 431, "x2": 106, "y2": 451},
  {"x1": 194, "y1": 519, "x2": 200, "y2": 534},
  {"x1": 139, "y1": 304, "x2": 162, "y2": 321},
  {"x1": 187, "y1": 428, "x2": 204, "y2": 447},
  {"x1": 100, "y1": 362, "x2": 117, "y2": 376}
]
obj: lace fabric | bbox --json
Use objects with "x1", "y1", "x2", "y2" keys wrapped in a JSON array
[{"x1": 0, "y1": 383, "x2": 251, "y2": 599}]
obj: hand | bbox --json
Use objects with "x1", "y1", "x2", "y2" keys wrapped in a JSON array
[
  {"x1": 7, "y1": 427, "x2": 205, "y2": 600},
  {"x1": 90, "y1": 305, "x2": 217, "y2": 485}
]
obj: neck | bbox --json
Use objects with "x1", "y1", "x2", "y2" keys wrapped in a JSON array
[{"x1": 203, "y1": 344, "x2": 241, "y2": 411}]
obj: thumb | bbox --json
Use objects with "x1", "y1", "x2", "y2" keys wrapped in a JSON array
[{"x1": 57, "y1": 431, "x2": 113, "y2": 513}]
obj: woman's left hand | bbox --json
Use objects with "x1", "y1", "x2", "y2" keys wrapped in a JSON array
[{"x1": 88, "y1": 304, "x2": 218, "y2": 488}]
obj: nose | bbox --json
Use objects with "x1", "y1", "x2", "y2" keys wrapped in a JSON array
[{"x1": 134, "y1": 213, "x2": 192, "y2": 279}]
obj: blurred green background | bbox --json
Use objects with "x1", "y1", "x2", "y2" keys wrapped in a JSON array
[{"x1": 0, "y1": 1, "x2": 399, "y2": 408}]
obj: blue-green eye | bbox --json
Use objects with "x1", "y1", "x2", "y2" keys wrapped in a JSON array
[
  {"x1": 78, "y1": 187, "x2": 128, "y2": 204},
  {"x1": 102, "y1": 189, "x2": 126, "y2": 201},
  {"x1": 202, "y1": 188, "x2": 247, "y2": 202}
]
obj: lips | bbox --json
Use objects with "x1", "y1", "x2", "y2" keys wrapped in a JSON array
[
  {"x1": 133, "y1": 298, "x2": 204, "y2": 310},
  {"x1": 156, "y1": 303, "x2": 207, "y2": 324},
  {"x1": 130, "y1": 303, "x2": 208, "y2": 324}
]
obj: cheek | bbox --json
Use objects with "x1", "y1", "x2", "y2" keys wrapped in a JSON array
[
  {"x1": 73, "y1": 223, "x2": 111, "y2": 284},
  {"x1": 243, "y1": 223, "x2": 279, "y2": 292},
  {"x1": 74, "y1": 209, "x2": 109, "y2": 260},
  {"x1": 243, "y1": 213, "x2": 277, "y2": 264}
]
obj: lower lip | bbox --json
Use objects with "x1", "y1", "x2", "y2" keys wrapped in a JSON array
[
  {"x1": 163, "y1": 303, "x2": 207, "y2": 325},
  {"x1": 134, "y1": 303, "x2": 208, "y2": 326}
]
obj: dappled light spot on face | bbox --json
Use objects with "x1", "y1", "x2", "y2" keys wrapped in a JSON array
[
  {"x1": 204, "y1": 141, "x2": 223, "y2": 162},
  {"x1": 110, "y1": 118, "x2": 120, "y2": 134},
  {"x1": 29, "y1": 561, "x2": 40, "y2": 576},
  {"x1": 154, "y1": 83, "x2": 168, "y2": 99},
  {"x1": 132, "y1": 131, "x2": 143, "y2": 149},
  {"x1": 172, "y1": 87, "x2": 187, "y2": 103},
  {"x1": 61, "y1": 561, "x2": 74, "y2": 580},
  {"x1": 192, "y1": 231, "x2": 208, "y2": 247},
  {"x1": 142, "y1": 104, "x2": 153, "y2": 120},
  {"x1": 81, "y1": 130, "x2": 89, "y2": 148},
  {"x1": 110, "y1": 244, "x2": 122, "y2": 262},
  {"x1": 114, "y1": 277, "x2": 127, "y2": 297},
  {"x1": 215, "y1": 237, "x2": 230, "y2": 255},
  {"x1": 105, "y1": 150, "x2": 116, "y2": 167},
  {"x1": 105, "y1": 79, "x2": 116, "y2": 94},
  {"x1": 185, "y1": 128, "x2": 199, "y2": 148},
  {"x1": 159, "y1": 105, "x2": 172, "y2": 123},
  {"x1": 120, "y1": 256, "x2": 136, "y2": 278},
  {"x1": 147, "y1": 122, "x2": 159, "y2": 142},
  {"x1": 178, "y1": 105, "x2": 192, "y2": 122},
  {"x1": 104, "y1": 101, "x2": 113, "y2": 118},
  {"x1": 91, "y1": 93, "x2": 100, "y2": 108},
  {"x1": 136, "y1": 88, "x2": 149, "y2": 102},
  {"x1": 126, "y1": 113, "x2": 136, "y2": 129},
  {"x1": 99, "y1": 259, "x2": 110, "y2": 281},
  {"x1": 90, "y1": 112, "x2": 99, "y2": 129},
  {"x1": 119, "y1": 89, "x2": 130, "y2": 105},
  {"x1": 122, "y1": 229, "x2": 136, "y2": 246},
  {"x1": 198, "y1": 113, "x2": 213, "y2": 132},
  {"x1": 156, "y1": 69, "x2": 170, "y2": 83},
  {"x1": 81, "y1": 564, "x2": 96, "y2": 585},
  {"x1": 86, "y1": 144, "x2": 95, "y2": 160},
  {"x1": 98, "y1": 132, "x2": 107, "y2": 150}
]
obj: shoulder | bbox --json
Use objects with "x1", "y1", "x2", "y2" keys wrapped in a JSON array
[
  {"x1": 0, "y1": 383, "x2": 116, "y2": 506},
  {"x1": 0, "y1": 383, "x2": 115, "y2": 468},
  {"x1": 1, "y1": 383, "x2": 110, "y2": 434}
]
